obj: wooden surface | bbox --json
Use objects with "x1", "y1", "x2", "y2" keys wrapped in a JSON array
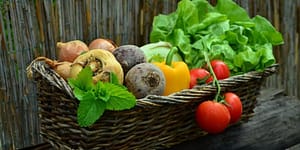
[
  {"x1": 168, "y1": 88, "x2": 300, "y2": 150},
  {"x1": 19, "y1": 88, "x2": 300, "y2": 150}
]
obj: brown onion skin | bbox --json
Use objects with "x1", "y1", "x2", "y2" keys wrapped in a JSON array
[
  {"x1": 88, "y1": 38, "x2": 117, "y2": 52},
  {"x1": 54, "y1": 61, "x2": 72, "y2": 80},
  {"x1": 27, "y1": 56, "x2": 72, "y2": 80},
  {"x1": 57, "y1": 40, "x2": 89, "y2": 62}
]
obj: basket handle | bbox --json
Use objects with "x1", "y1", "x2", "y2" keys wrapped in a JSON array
[{"x1": 27, "y1": 60, "x2": 75, "y2": 98}]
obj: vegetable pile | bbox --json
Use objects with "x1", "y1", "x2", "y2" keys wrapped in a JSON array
[
  {"x1": 150, "y1": 0, "x2": 283, "y2": 75},
  {"x1": 28, "y1": 0, "x2": 284, "y2": 132}
]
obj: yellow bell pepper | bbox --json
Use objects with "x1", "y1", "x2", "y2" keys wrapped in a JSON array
[{"x1": 153, "y1": 47, "x2": 190, "y2": 96}]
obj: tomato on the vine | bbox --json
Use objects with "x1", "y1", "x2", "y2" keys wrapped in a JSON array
[
  {"x1": 195, "y1": 100, "x2": 231, "y2": 134},
  {"x1": 224, "y1": 92, "x2": 243, "y2": 124},
  {"x1": 209, "y1": 60, "x2": 230, "y2": 80},
  {"x1": 189, "y1": 68, "x2": 211, "y2": 88}
]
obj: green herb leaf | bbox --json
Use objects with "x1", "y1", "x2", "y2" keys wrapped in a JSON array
[
  {"x1": 68, "y1": 67, "x2": 94, "y2": 93},
  {"x1": 109, "y1": 72, "x2": 120, "y2": 85},
  {"x1": 105, "y1": 83, "x2": 136, "y2": 111},
  {"x1": 77, "y1": 98, "x2": 106, "y2": 127},
  {"x1": 68, "y1": 66, "x2": 136, "y2": 127},
  {"x1": 94, "y1": 81, "x2": 110, "y2": 102}
]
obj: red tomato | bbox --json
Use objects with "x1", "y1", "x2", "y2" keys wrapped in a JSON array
[
  {"x1": 195, "y1": 101, "x2": 231, "y2": 134},
  {"x1": 210, "y1": 60, "x2": 230, "y2": 80},
  {"x1": 206, "y1": 76, "x2": 213, "y2": 83},
  {"x1": 224, "y1": 92, "x2": 243, "y2": 124},
  {"x1": 189, "y1": 68, "x2": 211, "y2": 88}
]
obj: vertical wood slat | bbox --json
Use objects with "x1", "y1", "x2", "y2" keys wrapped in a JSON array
[{"x1": 0, "y1": 0, "x2": 299, "y2": 149}]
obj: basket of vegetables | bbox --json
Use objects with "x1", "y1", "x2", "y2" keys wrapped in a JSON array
[{"x1": 27, "y1": 0, "x2": 282, "y2": 149}]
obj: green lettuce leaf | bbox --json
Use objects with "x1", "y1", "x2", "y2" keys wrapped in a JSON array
[
  {"x1": 215, "y1": 0, "x2": 251, "y2": 22},
  {"x1": 252, "y1": 15, "x2": 284, "y2": 45},
  {"x1": 149, "y1": 0, "x2": 284, "y2": 74},
  {"x1": 150, "y1": 12, "x2": 178, "y2": 42}
]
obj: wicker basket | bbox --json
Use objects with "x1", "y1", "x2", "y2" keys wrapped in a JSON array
[{"x1": 28, "y1": 60, "x2": 278, "y2": 149}]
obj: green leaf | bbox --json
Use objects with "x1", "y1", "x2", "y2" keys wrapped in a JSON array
[
  {"x1": 176, "y1": 0, "x2": 199, "y2": 30},
  {"x1": 166, "y1": 29, "x2": 194, "y2": 67},
  {"x1": 188, "y1": 12, "x2": 227, "y2": 35},
  {"x1": 109, "y1": 72, "x2": 120, "y2": 85},
  {"x1": 73, "y1": 88, "x2": 95, "y2": 101},
  {"x1": 225, "y1": 25, "x2": 248, "y2": 45},
  {"x1": 77, "y1": 97, "x2": 106, "y2": 127},
  {"x1": 254, "y1": 43, "x2": 275, "y2": 69},
  {"x1": 68, "y1": 65, "x2": 137, "y2": 127},
  {"x1": 233, "y1": 46, "x2": 261, "y2": 72},
  {"x1": 150, "y1": 13, "x2": 178, "y2": 42},
  {"x1": 252, "y1": 15, "x2": 284, "y2": 45},
  {"x1": 149, "y1": 0, "x2": 283, "y2": 74},
  {"x1": 68, "y1": 67, "x2": 94, "y2": 92},
  {"x1": 215, "y1": 0, "x2": 251, "y2": 22},
  {"x1": 191, "y1": 0, "x2": 215, "y2": 21},
  {"x1": 94, "y1": 82, "x2": 111, "y2": 102},
  {"x1": 105, "y1": 83, "x2": 136, "y2": 111}
]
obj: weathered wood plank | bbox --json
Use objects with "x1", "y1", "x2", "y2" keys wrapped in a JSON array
[{"x1": 168, "y1": 88, "x2": 300, "y2": 150}]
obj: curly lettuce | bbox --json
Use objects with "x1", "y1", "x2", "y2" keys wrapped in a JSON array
[{"x1": 150, "y1": 0, "x2": 283, "y2": 74}]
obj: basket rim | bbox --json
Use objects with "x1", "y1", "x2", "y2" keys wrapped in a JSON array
[{"x1": 27, "y1": 60, "x2": 279, "y2": 107}]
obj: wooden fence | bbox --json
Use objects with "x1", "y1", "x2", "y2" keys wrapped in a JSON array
[{"x1": 0, "y1": 0, "x2": 299, "y2": 149}]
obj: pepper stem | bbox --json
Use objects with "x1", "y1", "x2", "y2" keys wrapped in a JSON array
[
  {"x1": 203, "y1": 51, "x2": 221, "y2": 101},
  {"x1": 165, "y1": 47, "x2": 178, "y2": 66}
]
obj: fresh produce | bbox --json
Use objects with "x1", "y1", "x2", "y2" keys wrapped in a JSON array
[
  {"x1": 112, "y1": 45, "x2": 147, "y2": 75},
  {"x1": 153, "y1": 47, "x2": 190, "y2": 96},
  {"x1": 125, "y1": 63, "x2": 166, "y2": 99},
  {"x1": 69, "y1": 49, "x2": 124, "y2": 84},
  {"x1": 53, "y1": 61, "x2": 72, "y2": 80},
  {"x1": 194, "y1": 51, "x2": 231, "y2": 134},
  {"x1": 57, "y1": 40, "x2": 89, "y2": 62},
  {"x1": 140, "y1": 41, "x2": 183, "y2": 63},
  {"x1": 224, "y1": 92, "x2": 243, "y2": 124},
  {"x1": 68, "y1": 67, "x2": 136, "y2": 127},
  {"x1": 195, "y1": 100, "x2": 231, "y2": 134},
  {"x1": 208, "y1": 60, "x2": 230, "y2": 80},
  {"x1": 26, "y1": 57, "x2": 72, "y2": 80},
  {"x1": 150, "y1": 0, "x2": 283, "y2": 74},
  {"x1": 194, "y1": 52, "x2": 243, "y2": 134},
  {"x1": 88, "y1": 38, "x2": 117, "y2": 52},
  {"x1": 189, "y1": 68, "x2": 211, "y2": 88}
]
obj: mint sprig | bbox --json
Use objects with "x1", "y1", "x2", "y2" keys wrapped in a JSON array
[{"x1": 68, "y1": 67, "x2": 136, "y2": 127}]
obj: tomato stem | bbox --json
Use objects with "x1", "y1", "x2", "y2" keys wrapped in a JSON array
[{"x1": 203, "y1": 51, "x2": 221, "y2": 102}]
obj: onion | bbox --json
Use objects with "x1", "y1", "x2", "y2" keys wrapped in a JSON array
[
  {"x1": 27, "y1": 57, "x2": 72, "y2": 80},
  {"x1": 57, "y1": 40, "x2": 89, "y2": 62},
  {"x1": 88, "y1": 38, "x2": 117, "y2": 52},
  {"x1": 53, "y1": 61, "x2": 72, "y2": 80}
]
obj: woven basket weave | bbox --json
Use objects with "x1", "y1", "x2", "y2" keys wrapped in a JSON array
[{"x1": 28, "y1": 60, "x2": 278, "y2": 150}]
